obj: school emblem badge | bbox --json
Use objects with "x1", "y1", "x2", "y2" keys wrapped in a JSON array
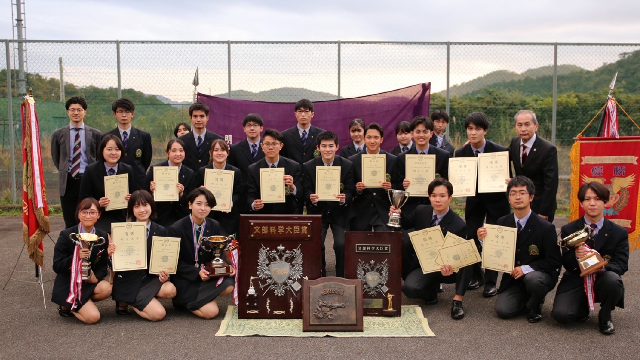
[
  {"x1": 528, "y1": 244, "x2": 539, "y2": 256},
  {"x1": 135, "y1": 149, "x2": 142, "y2": 158}
]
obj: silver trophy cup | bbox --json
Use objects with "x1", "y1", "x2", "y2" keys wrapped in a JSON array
[
  {"x1": 69, "y1": 233, "x2": 106, "y2": 281},
  {"x1": 387, "y1": 189, "x2": 410, "y2": 228}
]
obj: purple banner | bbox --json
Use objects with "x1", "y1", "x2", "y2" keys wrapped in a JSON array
[{"x1": 198, "y1": 83, "x2": 430, "y2": 151}]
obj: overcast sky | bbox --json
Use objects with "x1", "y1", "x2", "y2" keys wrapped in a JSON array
[{"x1": 2, "y1": 0, "x2": 640, "y2": 43}]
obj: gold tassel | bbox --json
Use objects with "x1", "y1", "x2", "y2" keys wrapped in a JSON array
[
  {"x1": 569, "y1": 140, "x2": 581, "y2": 222},
  {"x1": 629, "y1": 185, "x2": 640, "y2": 252}
]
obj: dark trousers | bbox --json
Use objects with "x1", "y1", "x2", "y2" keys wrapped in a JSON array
[
  {"x1": 465, "y1": 200, "x2": 508, "y2": 287},
  {"x1": 400, "y1": 229, "x2": 418, "y2": 279},
  {"x1": 403, "y1": 265, "x2": 472, "y2": 302},
  {"x1": 321, "y1": 220, "x2": 347, "y2": 277},
  {"x1": 495, "y1": 271, "x2": 556, "y2": 318},
  {"x1": 551, "y1": 271, "x2": 624, "y2": 323},
  {"x1": 60, "y1": 174, "x2": 82, "y2": 229}
]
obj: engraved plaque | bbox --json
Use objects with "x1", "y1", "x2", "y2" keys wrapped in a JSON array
[{"x1": 302, "y1": 277, "x2": 363, "y2": 332}]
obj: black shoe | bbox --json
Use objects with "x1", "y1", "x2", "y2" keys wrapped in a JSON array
[
  {"x1": 599, "y1": 320, "x2": 615, "y2": 335},
  {"x1": 115, "y1": 302, "x2": 131, "y2": 315},
  {"x1": 58, "y1": 306, "x2": 73, "y2": 317},
  {"x1": 451, "y1": 300, "x2": 465, "y2": 320},
  {"x1": 576, "y1": 314, "x2": 590, "y2": 323},
  {"x1": 437, "y1": 284, "x2": 444, "y2": 293},
  {"x1": 467, "y1": 279, "x2": 481, "y2": 290},
  {"x1": 527, "y1": 305, "x2": 543, "y2": 323},
  {"x1": 483, "y1": 285, "x2": 497, "y2": 298},
  {"x1": 425, "y1": 297, "x2": 438, "y2": 306}
]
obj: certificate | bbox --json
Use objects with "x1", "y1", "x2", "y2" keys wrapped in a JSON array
[
  {"x1": 315, "y1": 167, "x2": 341, "y2": 201},
  {"x1": 477, "y1": 151, "x2": 509, "y2": 193},
  {"x1": 149, "y1": 236, "x2": 181, "y2": 275},
  {"x1": 204, "y1": 169, "x2": 234, "y2": 212},
  {"x1": 436, "y1": 241, "x2": 481, "y2": 271},
  {"x1": 448, "y1": 157, "x2": 478, "y2": 197},
  {"x1": 481, "y1": 224, "x2": 518, "y2": 272},
  {"x1": 260, "y1": 168, "x2": 286, "y2": 203},
  {"x1": 153, "y1": 166, "x2": 179, "y2": 202},
  {"x1": 104, "y1": 174, "x2": 129, "y2": 211},
  {"x1": 404, "y1": 154, "x2": 435, "y2": 197},
  {"x1": 111, "y1": 222, "x2": 147, "y2": 271},
  {"x1": 435, "y1": 232, "x2": 468, "y2": 266},
  {"x1": 361, "y1": 154, "x2": 386, "y2": 188},
  {"x1": 409, "y1": 226, "x2": 446, "y2": 274}
]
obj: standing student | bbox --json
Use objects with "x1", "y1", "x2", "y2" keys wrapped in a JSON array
[
  {"x1": 390, "y1": 121, "x2": 412, "y2": 156},
  {"x1": 179, "y1": 102, "x2": 223, "y2": 172},
  {"x1": 51, "y1": 97, "x2": 102, "y2": 228},
  {"x1": 105, "y1": 98, "x2": 152, "y2": 191},
  {"x1": 280, "y1": 99, "x2": 325, "y2": 167},
  {"x1": 339, "y1": 119, "x2": 366, "y2": 158},
  {"x1": 174, "y1": 122, "x2": 191, "y2": 138},
  {"x1": 429, "y1": 110, "x2": 456, "y2": 155},
  {"x1": 227, "y1": 113, "x2": 264, "y2": 214}
]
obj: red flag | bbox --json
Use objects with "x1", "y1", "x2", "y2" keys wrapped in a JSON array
[
  {"x1": 21, "y1": 93, "x2": 50, "y2": 267},
  {"x1": 601, "y1": 98, "x2": 619, "y2": 138}
]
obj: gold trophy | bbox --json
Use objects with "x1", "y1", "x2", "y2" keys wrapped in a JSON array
[
  {"x1": 387, "y1": 189, "x2": 410, "y2": 228},
  {"x1": 382, "y1": 293, "x2": 396, "y2": 316},
  {"x1": 69, "y1": 233, "x2": 106, "y2": 281},
  {"x1": 201, "y1": 235, "x2": 234, "y2": 277},
  {"x1": 558, "y1": 224, "x2": 608, "y2": 277}
]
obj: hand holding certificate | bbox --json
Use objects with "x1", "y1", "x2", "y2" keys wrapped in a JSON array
[
  {"x1": 104, "y1": 174, "x2": 129, "y2": 211},
  {"x1": 315, "y1": 167, "x2": 341, "y2": 201},
  {"x1": 361, "y1": 154, "x2": 386, "y2": 188},
  {"x1": 448, "y1": 157, "x2": 478, "y2": 197},
  {"x1": 481, "y1": 224, "x2": 517, "y2": 272},
  {"x1": 111, "y1": 222, "x2": 147, "y2": 271},
  {"x1": 204, "y1": 169, "x2": 235, "y2": 212},
  {"x1": 149, "y1": 236, "x2": 181, "y2": 274},
  {"x1": 260, "y1": 168, "x2": 286, "y2": 203},
  {"x1": 404, "y1": 154, "x2": 435, "y2": 197},
  {"x1": 477, "y1": 151, "x2": 509, "y2": 193},
  {"x1": 153, "y1": 166, "x2": 179, "y2": 202},
  {"x1": 409, "y1": 226, "x2": 446, "y2": 274}
]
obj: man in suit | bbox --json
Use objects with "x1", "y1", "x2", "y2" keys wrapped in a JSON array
[
  {"x1": 348, "y1": 123, "x2": 398, "y2": 231},
  {"x1": 179, "y1": 102, "x2": 223, "y2": 171},
  {"x1": 51, "y1": 97, "x2": 103, "y2": 228},
  {"x1": 455, "y1": 112, "x2": 511, "y2": 297},
  {"x1": 228, "y1": 113, "x2": 265, "y2": 214},
  {"x1": 391, "y1": 178, "x2": 471, "y2": 319},
  {"x1": 429, "y1": 110, "x2": 456, "y2": 155},
  {"x1": 302, "y1": 131, "x2": 355, "y2": 277},
  {"x1": 552, "y1": 182, "x2": 629, "y2": 335},
  {"x1": 390, "y1": 121, "x2": 412, "y2": 156},
  {"x1": 280, "y1": 99, "x2": 325, "y2": 167},
  {"x1": 246, "y1": 129, "x2": 303, "y2": 214},
  {"x1": 104, "y1": 98, "x2": 152, "y2": 191},
  {"x1": 479, "y1": 176, "x2": 561, "y2": 323},
  {"x1": 508, "y1": 110, "x2": 559, "y2": 222}
]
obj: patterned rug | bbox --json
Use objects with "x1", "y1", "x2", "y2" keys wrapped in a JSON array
[{"x1": 215, "y1": 305, "x2": 435, "y2": 337}]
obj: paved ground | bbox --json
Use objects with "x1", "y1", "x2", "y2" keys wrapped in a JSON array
[{"x1": 1, "y1": 215, "x2": 639, "y2": 359}]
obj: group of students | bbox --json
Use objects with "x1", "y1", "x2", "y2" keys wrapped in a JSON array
[{"x1": 49, "y1": 96, "x2": 628, "y2": 335}]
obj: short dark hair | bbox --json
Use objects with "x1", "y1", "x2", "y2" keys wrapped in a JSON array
[
  {"x1": 209, "y1": 139, "x2": 229, "y2": 154},
  {"x1": 410, "y1": 116, "x2": 434, "y2": 132},
  {"x1": 316, "y1": 131, "x2": 339, "y2": 146},
  {"x1": 111, "y1": 98, "x2": 135, "y2": 113},
  {"x1": 186, "y1": 187, "x2": 217, "y2": 208},
  {"x1": 76, "y1": 197, "x2": 100, "y2": 220},
  {"x1": 98, "y1": 134, "x2": 125, "y2": 162},
  {"x1": 464, "y1": 112, "x2": 489, "y2": 130},
  {"x1": 189, "y1": 102, "x2": 210, "y2": 116},
  {"x1": 65, "y1": 96, "x2": 87, "y2": 111},
  {"x1": 166, "y1": 138, "x2": 186, "y2": 153},
  {"x1": 349, "y1": 119, "x2": 365, "y2": 130},
  {"x1": 431, "y1": 110, "x2": 450, "y2": 123},
  {"x1": 243, "y1": 113, "x2": 264, "y2": 127},
  {"x1": 127, "y1": 190, "x2": 157, "y2": 221},
  {"x1": 428, "y1": 178, "x2": 453, "y2": 197},
  {"x1": 507, "y1": 176, "x2": 535, "y2": 196},
  {"x1": 578, "y1": 181, "x2": 610, "y2": 203},
  {"x1": 173, "y1": 122, "x2": 191, "y2": 137},
  {"x1": 395, "y1": 121, "x2": 411, "y2": 135},
  {"x1": 263, "y1": 128, "x2": 284, "y2": 143},
  {"x1": 365, "y1": 123, "x2": 384, "y2": 138},
  {"x1": 295, "y1": 99, "x2": 314, "y2": 112}
]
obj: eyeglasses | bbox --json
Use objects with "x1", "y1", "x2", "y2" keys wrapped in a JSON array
[
  {"x1": 295, "y1": 110, "x2": 311, "y2": 114},
  {"x1": 79, "y1": 210, "x2": 99, "y2": 217},
  {"x1": 116, "y1": 110, "x2": 132, "y2": 114},
  {"x1": 508, "y1": 191, "x2": 529, "y2": 198},
  {"x1": 263, "y1": 142, "x2": 281, "y2": 148}
]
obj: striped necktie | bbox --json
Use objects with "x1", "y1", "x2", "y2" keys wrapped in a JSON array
[
  {"x1": 431, "y1": 214, "x2": 438, "y2": 226},
  {"x1": 70, "y1": 127, "x2": 81, "y2": 177},
  {"x1": 197, "y1": 135, "x2": 203, "y2": 152},
  {"x1": 521, "y1": 144, "x2": 528, "y2": 164},
  {"x1": 122, "y1": 131, "x2": 128, "y2": 148},
  {"x1": 107, "y1": 168, "x2": 116, "y2": 176},
  {"x1": 517, "y1": 220, "x2": 523, "y2": 233},
  {"x1": 251, "y1": 143, "x2": 258, "y2": 158},
  {"x1": 301, "y1": 130, "x2": 308, "y2": 147}
]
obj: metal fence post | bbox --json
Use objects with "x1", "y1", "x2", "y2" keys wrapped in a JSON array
[
  {"x1": 445, "y1": 41, "x2": 451, "y2": 141},
  {"x1": 228, "y1": 40, "x2": 232, "y2": 98},
  {"x1": 337, "y1": 40, "x2": 341, "y2": 99},
  {"x1": 116, "y1": 40, "x2": 122, "y2": 98},
  {"x1": 551, "y1": 42, "x2": 558, "y2": 145},
  {"x1": 6, "y1": 40, "x2": 17, "y2": 204}
]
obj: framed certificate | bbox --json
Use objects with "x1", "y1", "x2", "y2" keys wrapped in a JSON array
[
  {"x1": 260, "y1": 167, "x2": 286, "y2": 203},
  {"x1": 153, "y1": 166, "x2": 179, "y2": 202},
  {"x1": 111, "y1": 222, "x2": 147, "y2": 271},
  {"x1": 104, "y1": 174, "x2": 129, "y2": 211},
  {"x1": 404, "y1": 154, "x2": 435, "y2": 197},
  {"x1": 149, "y1": 236, "x2": 181, "y2": 274},
  {"x1": 204, "y1": 168, "x2": 234, "y2": 212},
  {"x1": 448, "y1": 157, "x2": 478, "y2": 197},
  {"x1": 481, "y1": 224, "x2": 517, "y2": 272},
  {"x1": 477, "y1": 151, "x2": 509, "y2": 193},
  {"x1": 315, "y1": 167, "x2": 341, "y2": 201},
  {"x1": 361, "y1": 154, "x2": 386, "y2": 188},
  {"x1": 408, "y1": 226, "x2": 445, "y2": 274}
]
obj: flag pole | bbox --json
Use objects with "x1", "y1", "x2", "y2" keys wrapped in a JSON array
[
  {"x1": 192, "y1": 67, "x2": 199, "y2": 103},
  {"x1": 596, "y1": 72, "x2": 618, "y2": 136}
]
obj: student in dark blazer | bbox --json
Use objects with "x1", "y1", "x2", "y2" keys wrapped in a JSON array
[
  {"x1": 144, "y1": 139, "x2": 196, "y2": 228},
  {"x1": 51, "y1": 97, "x2": 103, "y2": 228},
  {"x1": 508, "y1": 110, "x2": 559, "y2": 222},
  {"x1": 108, "y1": 190, "x2": 177, "y2": 321},
  {"x1": 429, "y1": 110, "x2": 456, "y2": 155},
  {"x1": 104, "y1": 98, "x2": 152, "y2": 191},
  {"x1": 390, "y1": 121, "x2": 412, "y2": 156},
  {"x1": 178, "y1": 102, "x2": 223, "y2": 172},
  {"x1": 552, "y1": 182, "x2": 629, "y2": 335},
  {"x1": 194, "y1": 139, "x2": 243, "y2": 236},
  {"x1": 302, "y1": 131, "x2": 355, "y2": 277},
  {"x1": 339, "y1": 118, "x2": 365, "y2": 159},
  {"x1": 454, "y1": 112, "x2": 511, "y2": 297},
  {"x1": 52, "y1": 198, "x2": 111, "y2": 324},
  {"x1": 280, "y1": 99, "x2": 325, "y2": 167},
  {"x1": 78, "y1": 135, "x2": 137, "y2": 234},
  {"x1": 247, "y1": 129, "x2": 303, "y2": 215},
  {"x1": 168, "y1": 188, "x2": 235, "y2": 319},
  {"x1": 479, "y1": 176, "x2": 561, "y2": 323},
  {"x1": 392, "y1": 178, "x2": 472, "y2": 320},
  {"x1": 348, "y1": 123, "x2": 398, "y2": 231},
  {"x1": 227, "y1": 113, "x2": 264, "y2": 214},
  {"x1": 174, "y1": 122, "x2": 191, "y2": 138}
]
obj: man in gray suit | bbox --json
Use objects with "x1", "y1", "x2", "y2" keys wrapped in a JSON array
[{"x1": 51, "y1": 97, "x2": 102, "y2": 228}]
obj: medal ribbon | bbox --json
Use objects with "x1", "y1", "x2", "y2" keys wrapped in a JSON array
[
  {"x1": 65, "y1": 224, "x2": 96, "y2": 310},
  {"x1": 581, "y1": 245, "x2": 600, "y2": 311}
]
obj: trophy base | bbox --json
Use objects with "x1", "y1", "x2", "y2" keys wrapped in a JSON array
[
  {"x1": 579, "y1": 253, "x2": 608, "y2": 277},
  {"x1": 382, "y1": 309, "x2": 397, "y2": 316},
  {"x1": 204, "y1": 264, "x2": 233, "y2": 278}
]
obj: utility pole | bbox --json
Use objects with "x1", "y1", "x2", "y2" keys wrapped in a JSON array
[{"x1": 15, "y1": 0, "x2": 27, "y2": 95}]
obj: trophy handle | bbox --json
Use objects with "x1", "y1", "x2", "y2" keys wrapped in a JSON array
[
  {"x1": 399, "y1": 192, "x2": 410, "y2": 208},
  {"x1": 386, "y1": 189, "x2": 394, "y2": 204},
  {"x1": 94, "y1": 237, "x2": 106, "y2": 246}
]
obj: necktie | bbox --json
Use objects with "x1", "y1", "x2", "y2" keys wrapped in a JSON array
[
  {"x1": 474, "y1": 149, "x2": 480, "y2": 157},
  {"x1": 356, "y1": 146, "x2": 362, "y2": 153},
  {"x1": 195, "y1": 225, "x2": 201, "y2": 245},
  {"x1": 301, "y1": 130, "x2": 308, "y2": 147},
  {"x1": 517, "y1": 220, "x2": 523, "y2": 233},
  {"x1": 402, "y1": 146, "x2": 408, "y2": 153},
  {"x1": 70, "y1": 127, "x2": 81, "y2": 177},
  {"x1": 107, "y1": 168, "x2": 116, "y2": 176},
  {"x1": 588, "y1": 223, "x2": 597, "y2": 247},
  {"x1": 431, "y1": 214, "x2": 438, "y2": 226},
  {"x1": 122, "y1": 131, "x2": 128, "y2": 148},
  {"x1": 437, "y1": 136, "x2": 443, "y2": 148},
  {"x1": 251, "y1": 143, "x2": 258, "y2": 158},
  {"x1": 146, "y1": 227, "x2": 150, "y2": 239},
  {"x1": 521, "y1": 144, "x2": 528, "y2": 164},
  {"x1": 197, "y1": 135, "x2": 203, "y2": 152},
  {"x1": 270, "y1": 164, "x2": 276, "y2": 168}
]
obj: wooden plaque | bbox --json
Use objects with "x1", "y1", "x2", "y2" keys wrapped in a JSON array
[
  {"x1": 302, "y1": 277, "x2": 363, "y2": 332},
  {"x1": 344, "y1": 231, "x2": 402, "y2": 316},
  {"x1": 238, "y1": 214, "x2": 322, "y2": 319}
]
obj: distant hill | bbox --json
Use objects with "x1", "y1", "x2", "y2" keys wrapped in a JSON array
[{"x1": 212, "y1": 87, "x2": 338, "y2": 102}]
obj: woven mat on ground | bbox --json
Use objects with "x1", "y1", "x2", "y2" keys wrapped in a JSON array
[{"x1": 215, "y1": 305, "x2": 435, "y2": 337}]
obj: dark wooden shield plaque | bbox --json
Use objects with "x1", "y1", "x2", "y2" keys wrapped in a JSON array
[
  {"x1": 344, "y1": 231, "x2": 402, "y2": 316},
  {"x1": 238, "y1": 214, "x2": 322, "y2": 319},
  {"x1": 302, "y1": 277, "x2": 363, "y2": 332}
]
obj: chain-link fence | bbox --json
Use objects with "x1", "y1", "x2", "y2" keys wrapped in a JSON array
[{"x1": 2, "y1": 40, "x2": 640, "y2": 206}]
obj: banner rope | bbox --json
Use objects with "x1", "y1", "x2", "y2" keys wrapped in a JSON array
[
  {"x1": 614, "y1": 99, "x2": 640, "y2": 131},
  {"x1": 577, "y1": 102, "x2": 607, "y2": 137}
]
